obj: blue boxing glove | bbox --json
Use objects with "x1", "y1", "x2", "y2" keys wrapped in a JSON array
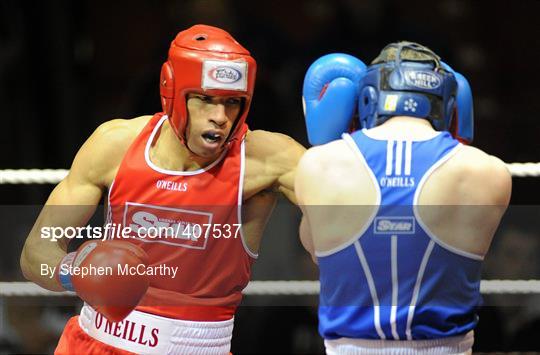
[
  {"x1": 441, "y1": 62, "x2": 474, "y2": 143},
  {"x1": 302, "y1": 54, "x2": 366, "y2": 145}
]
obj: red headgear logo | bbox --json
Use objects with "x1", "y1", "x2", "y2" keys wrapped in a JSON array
[{"x1": 210, "y1": 67, "x2": 242, "y2": 83}]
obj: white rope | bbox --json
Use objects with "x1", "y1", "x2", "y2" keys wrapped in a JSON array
[
  {"x1": 244, "y1": 281, "x2": 320, "y2": 295},
  {"x1": 0, "y1": 169, "x2": 68, "y2": 184},
  {"x1": 0, "y1": 163, "x2": 539, "y2": 184},
  {"x1": 506, "y1": 162, "x2": 540, "y2": 177},
  {"x1": 1, "y1": 282, "x2": 75, "y2": 297},
  {"x1": 480, "y1": 279, "x2": 540, "y2": 294},
  {"x1": 1, "y1": 280, "x2": 540, "y2": 297}
]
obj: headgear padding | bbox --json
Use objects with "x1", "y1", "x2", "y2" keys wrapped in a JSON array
[
  {"x1": 358, "y1": 42, "x2": 459, "y2": 134},
  {"x1": 160, "y1": 25, "x2": 257, "y2": 144}
]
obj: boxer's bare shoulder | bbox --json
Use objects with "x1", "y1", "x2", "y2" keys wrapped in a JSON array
[
  {"x1": 243, "y1": 129, "x2": 305, "y2": 200},
  {"x1": 245, "y1": 129, "x2": 305, "y2": 163},
  {"x1": 299, "y1": 140, "x2": 352, "y2": 169},
  {"x1": 456, "y1": 146, "x2": 511, "y2": 203},
  {"x1": 69, "y1": 116, "x2": 152, "y2": 189},
  {"x1": 296, "y1": 140, "x2": 376, "y2": 205},
  {"x1": 296, "y1": 141, "x2": 348, "y2": 188},
  {"x1": 421, "y1": 145, "x2": 511, "y2": 206}
]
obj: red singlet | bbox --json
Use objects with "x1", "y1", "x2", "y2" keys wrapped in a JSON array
[{"x1": 106, "y1": 113, "x2": 255, "y2": 321}]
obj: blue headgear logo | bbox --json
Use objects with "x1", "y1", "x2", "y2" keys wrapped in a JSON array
[
  {"x1": 404, "y1": 71, "x2": 441, "y2": 89},
  {"x1": 358, "y1": 42, "x2": 458, "y2": 132}
]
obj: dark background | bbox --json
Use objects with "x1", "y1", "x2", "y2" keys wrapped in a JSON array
[{"x1": 1, "y1": 0, "x2": 539, "y2": 353}]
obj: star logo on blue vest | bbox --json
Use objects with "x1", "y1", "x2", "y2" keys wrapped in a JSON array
[{"x1": 404, "y1": 98, "x2": 418, "y2": 112}]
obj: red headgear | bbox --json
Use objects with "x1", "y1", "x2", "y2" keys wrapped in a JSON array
[{"x1": 160, "y1": 25, "x2": 257, "y2": 144}]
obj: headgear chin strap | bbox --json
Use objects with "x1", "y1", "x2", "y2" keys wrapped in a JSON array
[
  {"x1": 160, "y1": 25, "x2": 256, "y2": 146},
  {"x1": 358, "y1": 42, "x2": 473, "y2": 142}
]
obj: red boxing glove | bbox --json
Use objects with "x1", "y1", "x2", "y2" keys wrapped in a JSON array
[{"x1": 56, "y1": 240, "x2": 149, "y2": 322}]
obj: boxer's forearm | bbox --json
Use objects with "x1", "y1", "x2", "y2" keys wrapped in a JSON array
[
  {"x1": 20, "y1": 169, "x2": 103, "y2": 291},
  {"x1": 20, "y1": 231, "x2": 66, "y2": 291},
  {"x1": 277, "y1": 169, "x2": 299, "y2": 204}
]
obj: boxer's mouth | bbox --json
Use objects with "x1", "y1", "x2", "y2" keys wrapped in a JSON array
[{"x1": 202, "y1": 130, "x2": 223, "y2": 144}]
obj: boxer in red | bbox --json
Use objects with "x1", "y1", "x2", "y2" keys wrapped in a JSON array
[{"x1": 20, "y1": 25, "x2": 305, "y2": 354}]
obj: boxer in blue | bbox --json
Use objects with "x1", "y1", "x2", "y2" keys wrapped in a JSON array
[{"x1": 296, "y1": 42, "x2": 511, "y2": 354}]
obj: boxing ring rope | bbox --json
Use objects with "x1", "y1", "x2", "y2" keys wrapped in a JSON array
[
  {"x1": 0, "y1": 169, "x2": 69, "y2": 184},
  {"x1": 1, "y1": 163, "x2": 540, "y2": 184},
  {"x1": 2, "y1": 280, "x2": 540, "y2": 297},
  {"x1": 2, "y1": 166, "x2": 540, "y2": 297}
]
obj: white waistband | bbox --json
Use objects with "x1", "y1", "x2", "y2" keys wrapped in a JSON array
[
  {"x1": 324, "y1": 331, "x2": 474, "y2": 355},
  {"x1": 78, "y1": 304, "x2": 234, "y2": 355}
]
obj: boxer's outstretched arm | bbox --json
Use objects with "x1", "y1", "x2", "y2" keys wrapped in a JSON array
[
  {"x1": 20, "y1": 120, "x2": 133, "y2": 290},
  {"x1": 277, "y1": 135, "x2": 306, "y2": 204},
  {"x1": 244, "y1": 130, "x2": 306, "y2": 204}
]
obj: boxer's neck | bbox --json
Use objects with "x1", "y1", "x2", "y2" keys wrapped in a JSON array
[
  {"x1": 367, "y1": 116, "x2": 439, "y2": 141},
  {"x1": 151, "y1": 120, "x2": 223, "y2": 171}
]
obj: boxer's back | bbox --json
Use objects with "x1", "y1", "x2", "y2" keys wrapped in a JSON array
[
  {"x1": 304, "y1": 125, "x2": 509, "y2": 256},
  {"x1": 298, "y1": 120, "x2": 511, "y2": 340}
]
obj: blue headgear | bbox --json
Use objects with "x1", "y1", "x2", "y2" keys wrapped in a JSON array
[
  {"x1": 440, "y1": 61, "x2": 474, "y2": 144},
  {"x1": 358, "y1": 42, "x2": 460, "y2": 132},
  {"x1": 303, "y1": 43, "x2": 474, "y2": 145}
]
